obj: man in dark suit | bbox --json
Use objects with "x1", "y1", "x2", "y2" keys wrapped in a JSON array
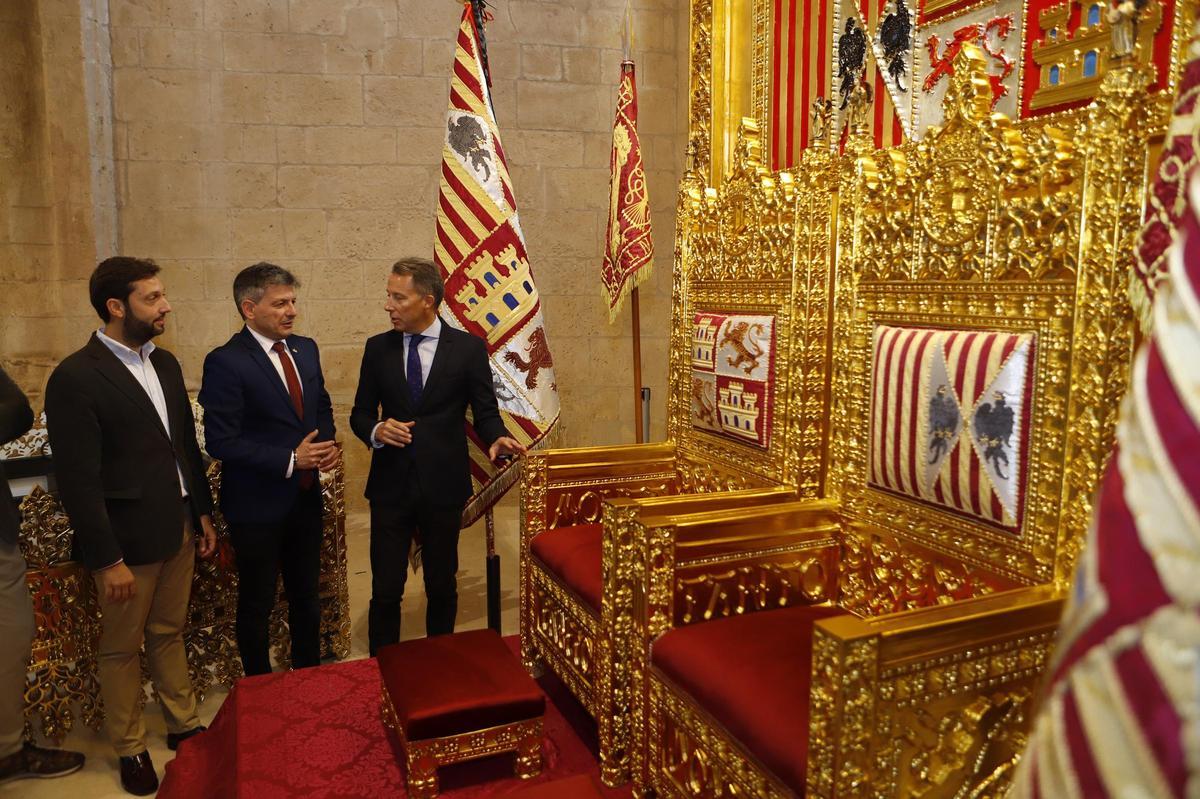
[
  {"x1": 45, "y1": 257, "x2": 217, "y2": 796},
  {"x1": 199, "y1": 263, "x2": 338, "y2": 677},
  {"x1": 351, "y1": 257, "x2": 525, "y2": 655},
  {"x1": 0, "y1": 366, "x2": 85, "y2": 786}
]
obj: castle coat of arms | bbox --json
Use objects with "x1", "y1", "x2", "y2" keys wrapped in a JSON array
[{"x1": 690, "y1": 313, "x2": 777, "y2": 448}]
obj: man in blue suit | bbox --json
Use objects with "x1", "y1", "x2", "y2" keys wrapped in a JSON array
[{"x1": 199, "y1": 263, "x2": 339, "y2": 676}]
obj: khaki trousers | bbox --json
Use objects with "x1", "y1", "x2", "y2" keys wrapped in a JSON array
[
  {"x1": 0, "y1": 540, "x2": 35, "y2": 759},
  {"x1": 94, "y1": 518, "x2": 200, "y2": 756}
]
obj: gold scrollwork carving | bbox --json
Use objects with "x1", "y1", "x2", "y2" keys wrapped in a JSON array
[{"x1": 675, "y1": 554, "x2": 833, "y2": 624}]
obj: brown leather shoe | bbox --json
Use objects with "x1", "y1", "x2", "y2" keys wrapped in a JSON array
[
  {"x1": 166, "y1": 724, "x2": 207, "y2": 751},
  {"x1": 0, "y1": 742, "x2": 85, "y2": 783},
  {"x1": 118, "y1": 751, "x2": 159, "y2": 796}
]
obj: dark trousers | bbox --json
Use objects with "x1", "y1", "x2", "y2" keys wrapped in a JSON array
[
  {"x1": 228, "y1": 487, "x2": 323, "y2": 676},
  {"x1": 368, "y1": 495, "x2": 463, "y2": 656}
]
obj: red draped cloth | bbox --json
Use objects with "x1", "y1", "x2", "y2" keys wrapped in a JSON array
[{"x1": 159, "y1": 641, "x2": 629, "y2": 798}]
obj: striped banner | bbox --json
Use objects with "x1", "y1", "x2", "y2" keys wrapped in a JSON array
[
  {"x1": 868, "y1": 325, "x2": 1034, "y2": 532},
  {"x1": 770, "y1": 0, "x2": 910, "y2": 163},
  {"x1": 1008, "y1": 170, "x2": 1200, "y2": 799},
  {"x1": 770, "y1": 0, "x2": 834, "y2": 167},
  {"x1": 436, "y1": 6, "x2": 560, "y2": 526},
  {"x1": 862, "y1": 0, "x2": 907, "y2": 148}
]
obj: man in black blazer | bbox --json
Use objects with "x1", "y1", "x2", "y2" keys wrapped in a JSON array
[
  {"x1": 45, "y1": 258, "x2": 216, "y2": 796},
  {"x1": 199, "y1": 263, "x2": 338, "y2": 677},
  {"x1": 0, "y1": 366, "x2": 85, "y2": 786},
  {"x1": 351, "y1": 257, "x2": 525, "y2": 654}
]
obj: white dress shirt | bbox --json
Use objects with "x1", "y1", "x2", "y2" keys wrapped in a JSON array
[
  {"x1": 371, "y1": 317, "x2": 441, "y2": 448},
  {"x1": 96, "y1": 328, "x2": 188, "y2": 498},
  {"x1": 245, "y1": 325, "x2": 302, "y2": 477}
]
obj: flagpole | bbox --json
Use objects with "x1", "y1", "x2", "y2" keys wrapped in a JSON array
[
  {"x1": 627, "y1": 60, "x2": 644, "y2": 444},
  {"x1": 631, "y1": 284, "x2": 644, "y2": 443},
  {"x1": 619, "y1": 14, "x2": 645, "y2": 444},
  {"x1": 469, "y1": 0, "x2": 503, "y2": 632}
]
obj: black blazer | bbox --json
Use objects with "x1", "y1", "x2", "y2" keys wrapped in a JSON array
[
  {"x1": 350, "y1": 323, "x2": 509, "y2": 509},
  {"x1": 199, "y1": 327, "x2": 335, "y2": 525},
  {"x1": 0, "y1": 366, "x2": 34, "y2": 546},
  {"x1": 44, "y1": 334, "x2": 212, "y2": 570}
]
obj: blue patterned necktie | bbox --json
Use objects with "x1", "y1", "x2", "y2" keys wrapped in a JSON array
[{"x1": 406, "y1": 333, "x2": 424, "y2": 406}]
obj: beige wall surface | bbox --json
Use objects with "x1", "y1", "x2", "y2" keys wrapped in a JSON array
[{"x1": 0, "y1": 0, "x2": 687, "y2": 506}]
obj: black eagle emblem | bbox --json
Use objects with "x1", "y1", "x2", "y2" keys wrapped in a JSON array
[
  {"x1": 928, "y1": 384, "x2": 959, "y2": 464},
  {"x1": 975, "y1": 392, "x2": 1015, "y2": 480},
  {"x1": 447, "y1": 115, "x2": 492, "y2": 181},
  {"x1": 837, "y1": 18, "x2": 868, "y2": 110},
  {"x1": 879, "y1": 0, "x2": 913, "y2": 92}
]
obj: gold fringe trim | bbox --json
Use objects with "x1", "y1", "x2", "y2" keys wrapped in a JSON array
[{"x1": 604, "y1": 260, "x2": 655, "y2": 325}]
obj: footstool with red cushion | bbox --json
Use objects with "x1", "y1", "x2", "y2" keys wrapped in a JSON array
[{"x1": 378, "y1": 629, "x2": 547, "y2": 798}]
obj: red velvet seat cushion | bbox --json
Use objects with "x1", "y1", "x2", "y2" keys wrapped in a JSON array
[
  {"x1": 650, "y1": 605, "x2": 849, "y2": 796},
  {"x1": 529, "y1": 524, "x2": 603, "y2": 612},
  {"x1": 378, "y1": 629, "x2": 545, "y2": 740}
]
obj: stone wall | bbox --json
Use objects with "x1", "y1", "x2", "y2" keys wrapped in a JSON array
[
  {"x1": 0, "y1": 0, "x2": 687, "y2": 507},
  {"x1": 0, "y1": 0, "x2": 114, "y2": 408}
]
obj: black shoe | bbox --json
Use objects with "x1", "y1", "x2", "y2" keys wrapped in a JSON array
[
  {"x1": 0, "y1": 742, "x2": 85, "y2": 783},
  {"x1": 166, "y1": 724, "x2": 207, "y2": 751},
  {"x1": 118, "y1": 751, "x2": 159, "y2": 796}
]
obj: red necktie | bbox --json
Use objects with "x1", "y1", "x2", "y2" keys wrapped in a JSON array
[{"x1": 272, "y1": 342, "x2": 313, "y2": 490}]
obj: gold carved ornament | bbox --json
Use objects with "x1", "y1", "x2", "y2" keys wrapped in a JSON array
[
  {"x1": 635, "y1": 38, "x2": 1158, "y2": 799},
  {"x1": 519, "y1": 113, "x2": 839, "y2": 789}
]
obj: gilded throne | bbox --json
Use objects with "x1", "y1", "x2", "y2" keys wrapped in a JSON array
[
  {"x1": 628, "y1": 47, "x2": 1155, "y2": 798},
  {"x1": 520, "y1": 120, "x2": 843, "y2": 785}
]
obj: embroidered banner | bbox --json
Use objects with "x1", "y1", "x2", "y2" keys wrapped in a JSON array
[
  {"x1": 601, "y1": 61, "x2": 654, "y2": 323},
  {"x1": 690, "y1": 313, "x2": 777, "y2": 449},
  {"x1": 912, "y1": 0, "x2": 1022, "y2": 137},
  {"x1": 1134, "y1": 13, "x2": 1200, "y2": 331},
  {"x1": 435, "y1": 6, "x2": 560, "y2": 526},
  {"x1": 1009, "y1": 170, "x2": 1200, "y2": 799},
  {"x1": 868, "y1": 325, "x2": 1035, "y2": 532}
]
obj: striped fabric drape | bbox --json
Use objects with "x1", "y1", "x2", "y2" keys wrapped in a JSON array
[{"x1": 1008, "y1": 172, "x2": 1200, "y2": 799}]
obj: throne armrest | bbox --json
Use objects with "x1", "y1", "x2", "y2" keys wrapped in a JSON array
[
  {"x1": 629, "y1": 500, "x2": 842, "y2": 634},
  {"x1": 807, "y1": 585, "x2": 1064, "y2": 798},
  {"x1": 521, "y1": 443, "x2": 679, "y2": 538}
]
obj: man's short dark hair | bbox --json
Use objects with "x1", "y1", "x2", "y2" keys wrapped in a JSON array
[
  {"x1": 89, "y1": 257, "x2": 161, "y2": 322},
  {"x1": 391, "y1": 257, "x2": 444, "y2": 308},
  {"x1": 233, "y1": 262, "x2": 299, "y2": 318}
]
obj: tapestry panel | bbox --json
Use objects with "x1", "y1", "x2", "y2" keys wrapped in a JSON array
[
  {"x1": 868, "y1": 324, "x2": 1036, "y2": 533},
  {"x1": 690, "y1": 313, "x2": 777, "y2": 449}
]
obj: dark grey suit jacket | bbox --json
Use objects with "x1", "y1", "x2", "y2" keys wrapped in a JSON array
[{"x1": 45, "y1": 335, "x2": 212, "y2": 570}]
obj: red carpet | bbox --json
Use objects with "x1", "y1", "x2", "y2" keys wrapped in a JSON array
[{"x1": 159, "y1": 637, "x2": 630, "y2": 798}]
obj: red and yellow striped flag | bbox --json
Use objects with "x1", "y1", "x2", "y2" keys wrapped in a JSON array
[
  {"x1": 602, "y1": 61, "x2": 653, "y2": 322},
  {"x1": 435, "y1": 5, "x2": 560, "y2": 525}
]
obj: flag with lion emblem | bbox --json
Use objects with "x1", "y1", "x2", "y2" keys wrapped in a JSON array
[
  {"x1": 435, "y1": 5, "x2": 559, "y2": 526},
  {"x1": 602, "y1": 60, "x2": 654, "y2": 322}
]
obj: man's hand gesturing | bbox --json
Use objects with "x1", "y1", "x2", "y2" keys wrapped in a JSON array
[
  {"x1": 376, "y1": 418, "x2": 416, "y2": 448},
  {"x1": 295, "y1": 429, "x2": 335, "y2": 469}
]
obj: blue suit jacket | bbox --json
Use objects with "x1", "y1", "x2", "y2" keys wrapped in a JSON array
[{"x1": 199, "y1": 327, "x2": 335, "y2": 525}]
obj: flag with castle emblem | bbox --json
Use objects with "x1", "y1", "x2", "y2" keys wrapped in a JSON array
[
  {"x1": 435, "y1": 5, "x2": 559, "y2": 526},
  {"x1": 602, "y1": 61, "x2": 654, "y2": 322}
]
